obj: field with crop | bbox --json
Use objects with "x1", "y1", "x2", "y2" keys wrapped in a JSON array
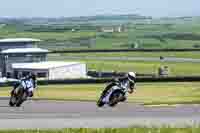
[{"x1": 1, "y1": 17, "x2": 200, "y2": 50}]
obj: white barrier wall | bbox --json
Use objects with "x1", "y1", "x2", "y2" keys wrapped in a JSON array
[{"x1": 49, "y1": 63, "x2": 87, "y2": 80}]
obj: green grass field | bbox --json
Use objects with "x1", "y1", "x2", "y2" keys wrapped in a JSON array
[
  {"x1": 48, "y1": 56, "x2": 200, "y2": 76},
  {"x1": 1, "y1": 82, "x2": 200, "y2": 105},
  {"x1": 85, "y1": 60, "x2": 200, "y2": 76},
  {"x1": 0, "y1": 31, "x2": 96, "y2": 41},
  {"x1": 47, "y1": 51, "x2": 200, "y2": 76},
  {"x1": 1, "y1": 18, "x2": 200, "y2": 50},
  {"x1": 1, "y1": 127, "x2": 200, "y2": 133}
]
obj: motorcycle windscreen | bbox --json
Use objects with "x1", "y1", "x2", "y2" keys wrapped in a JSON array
[{"x1": 102, "y1": 86, "x2": 120, "y2": 103}]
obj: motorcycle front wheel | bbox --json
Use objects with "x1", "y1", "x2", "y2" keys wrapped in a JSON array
[
  {"x1": 97, "y1": 97, "x2": 105, "y2": 107},
  {"x1": 15, "y1": 90, "x2": 27, "y2": 107},
  {"x1": 9, "y1": 95, "x2": 16, "y2": 107}
]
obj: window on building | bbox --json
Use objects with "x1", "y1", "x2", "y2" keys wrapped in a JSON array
[
  {"x1": 6, "y1": 72, "x2": 11, "y2": 78},
  {"x1": 37, "y1": 72, "x2": 47, "y2": 78}
]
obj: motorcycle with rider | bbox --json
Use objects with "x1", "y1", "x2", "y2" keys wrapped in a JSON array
[
  {"x1": 9, "y1": 73, "x2": 37, "y2": 107},
  {"x1": 97, "y1": 72, "x2": 136, "y2": 107}
]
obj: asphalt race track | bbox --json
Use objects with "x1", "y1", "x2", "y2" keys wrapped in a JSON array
[{"x1": 1, "y1": 99, "x2": 200, "y2": 129}]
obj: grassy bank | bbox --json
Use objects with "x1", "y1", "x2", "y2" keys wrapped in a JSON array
[
  {"x1": 1, "y1": 127, "x2": 200, "y2": 133},
  {"x1": 85, "y1": 60, "x2": 200, "y2": 76},
  {"x1": 62, "y1": 59, "x2": 200, "y2": 76},
  {"x1": 1, "y1": 82, "x2": 200, "y2": 105},
  {"x1": 48, "y1": 53, "x2": 200, "y2": 76}
]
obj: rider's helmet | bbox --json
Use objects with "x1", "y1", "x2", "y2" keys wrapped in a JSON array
[
  {"x1": 127, "y1": 72, "x2": 136, "y2": 83},
  {"x1": 28, "y1": 73, "x2": 36, "y2": 81}
]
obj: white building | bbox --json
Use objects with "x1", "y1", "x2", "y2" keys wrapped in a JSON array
[
  {"x1": 12, "y1": 61, "x2": 87, "y2": 80},
  {"x1": 0, "y1": 38, "x2": 41, "y2": 50},
  {"x1": 0, "y1": 48, "x2": 48, "y2": 78},
  {"x1": 0, "y1": 38, "x2": 43, "y2": 78}
]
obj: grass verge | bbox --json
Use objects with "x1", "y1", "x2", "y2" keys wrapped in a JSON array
[
  {"x1": 48, "y1": 54, "x2": 200, "y2": 76},
  {"x1": 1, "y1": 82, "x2": 200, "y2": 105},
  {"x1": 1, "y1": 127, "x2": 200, "y2": 133}
]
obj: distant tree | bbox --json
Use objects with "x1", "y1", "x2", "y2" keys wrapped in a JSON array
[{"x1": 193, "y1": 44, "x2": 200, "y2": 48}]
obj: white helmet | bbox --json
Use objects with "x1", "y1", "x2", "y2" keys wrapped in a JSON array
[{"x1": 127, "y1": 72, "x2": 136, "y2": 83}]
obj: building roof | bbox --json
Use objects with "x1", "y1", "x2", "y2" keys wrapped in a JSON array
[
  {"x1": 0, "y1": 77, "x2": 19, "y2": 83},
  {"x1": 0, "y1": 38, "x2": 41, "y2": 43},
  {"x1": 1, "y1": 48, "x2": 48, "y2": 54},
  {"x1": 12, "y1": 61, "x2": 83, "y2": 69}
]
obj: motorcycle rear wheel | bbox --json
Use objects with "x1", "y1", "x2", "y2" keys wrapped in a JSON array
[{"x1": 109, "y1": 92, "x2": 122, "y2": 107}]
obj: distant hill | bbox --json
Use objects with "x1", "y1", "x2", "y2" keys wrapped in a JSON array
[
  {"x1": 65, "y1": 14, "x2": 152, "y2": 21},
  {"x1": 0, "y1": 14, "x2": 152, "y2": 25}
]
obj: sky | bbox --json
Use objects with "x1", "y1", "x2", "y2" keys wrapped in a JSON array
[{"x1": 0, "y1": 0, "x2": 199, "y2": 18}]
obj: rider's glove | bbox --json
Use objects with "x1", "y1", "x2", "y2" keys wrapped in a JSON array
[{"x1": 129, "y1": 86, "x2": 136, "y2": 94}]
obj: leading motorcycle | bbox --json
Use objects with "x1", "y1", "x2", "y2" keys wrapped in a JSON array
[
  {"x1": 97, "y1": 80, "x2": 130, "y2": 107},
  {"x1": 9, "y1": 82, "x2": 28, "y2": 107}
]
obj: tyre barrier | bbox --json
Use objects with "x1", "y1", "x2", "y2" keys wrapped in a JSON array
[{"x1": 1, "y1": 76, "x2": 200, "y2": 87}]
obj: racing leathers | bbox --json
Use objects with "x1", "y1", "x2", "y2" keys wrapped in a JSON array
[
  {"x1": 101, "y1": 76, "x2": 136, "y2": 102},
  {"x1": 12, "y1": 76, "x2": 37, "y2": 97}
]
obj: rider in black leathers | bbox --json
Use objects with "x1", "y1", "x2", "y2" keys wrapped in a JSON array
[
  {"x1": 101, "y1": 72, "x2": 136, "y2": 101},
  {"x1": 11, "y1": 73, "x2": 37, "y2": 97}
]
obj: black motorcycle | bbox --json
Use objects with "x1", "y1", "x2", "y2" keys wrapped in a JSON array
[
  {"x1": 97, "y1": 81, "x2": 128, "y2": 107},
  {"x1": 9, "y1": 83, "x2": 28, "y2": 107}
]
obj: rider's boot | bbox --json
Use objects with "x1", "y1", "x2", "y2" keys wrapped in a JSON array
[
  {"x1": 27, "y1": 91, "x2": 34, "y2": 97},
  {"x1": 120, "y1": 96, "x2": 127, "y2": 102}
]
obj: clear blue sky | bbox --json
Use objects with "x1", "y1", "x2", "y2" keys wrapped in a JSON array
[{"x1": 0, "y1": 0, "x2": 199, "y2": 18}]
